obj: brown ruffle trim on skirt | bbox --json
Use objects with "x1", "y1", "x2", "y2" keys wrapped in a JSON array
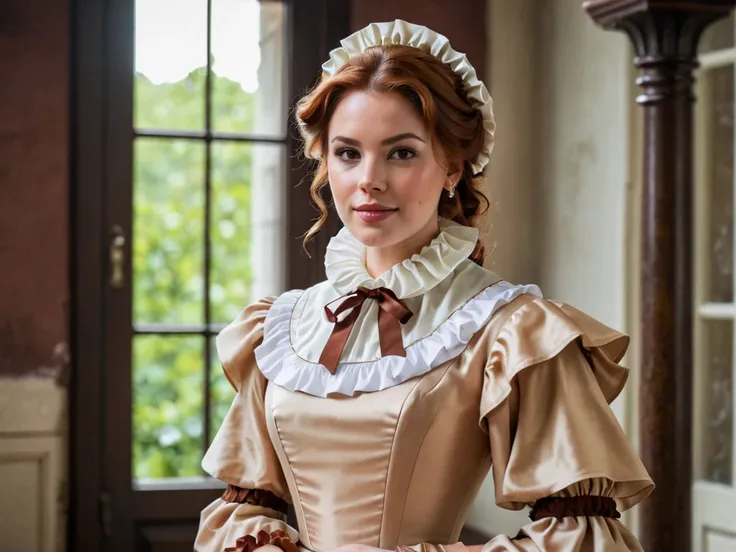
[
  {"x1": 224, "y1": 529, "x2": 300, "y2": 552},
  {"x1": 396, "y1": 545, "x2": 447, "y2": 552},
  {"x1": 221, "y1": 485, "x2": 288, "y2": 515},
  {"x1": 529, "y1": 495, "x2": 621, "y2": 522}
]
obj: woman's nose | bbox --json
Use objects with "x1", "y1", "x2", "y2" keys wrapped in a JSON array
[{"x1": 357, "y1": 157, "x2": 387, "y2": 193}]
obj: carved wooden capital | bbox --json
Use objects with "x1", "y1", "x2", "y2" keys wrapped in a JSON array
[
  {"x1": 584, "y1": 0, "x2": 733, "y2": 27},
  {"x1": 584, "y1": 0, "x2": 734, "y2": 104}
]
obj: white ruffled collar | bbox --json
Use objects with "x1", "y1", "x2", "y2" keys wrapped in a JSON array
[
  {"x1": 255, "y1": 281, "x2": 543, "y2": 397},
  {"x1": 324, "y1": 218, "x2": 479, "y2": 299},
  {"x1": 253, "y1": 217, "x2": 544, "y2": 397}
]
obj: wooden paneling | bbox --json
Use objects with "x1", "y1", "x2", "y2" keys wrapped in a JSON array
[
  {"x1": 694, "y1": 482, "x2": 736, "y2": 552},
  {"x1": 0, "y1": 435, "x2": 63, "y2": 552},
  {"x1": 0, "y1": 377, "x2": 65, "y2": 552},
  {"x1": 350, "y1": 0, "x2": 486, "y2": 81}
]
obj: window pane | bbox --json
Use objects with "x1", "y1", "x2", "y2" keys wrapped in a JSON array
[
  {"x1": 211, "y1": 142, "x2": 286, "y2": 324},
  {"x1": 211, "y1": 0, "x2": 287, "y2": 136},
  {"x1": 700, "y1": 12, "x2": 735, "y2": 54},
  {"x1": 210, "y1": 336, "x2": 234, "y2": 443},
  {"x1": 133, "y1": 335, "x2": 205, "y2": 480},
  {"x1": 701, "y1": 65, "x2": 734, "y2": 303},
  {"x1": 702, "y1": 320, "x2": 734, "y2": 485},
  {"x1": 134, "y1": 0, "x2": 207, "y2": 131},
  {"x1": 133, "y1": 138, "x2": 205, "y2": 325}
]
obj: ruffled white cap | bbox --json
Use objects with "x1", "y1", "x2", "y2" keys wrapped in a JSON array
[{"x1": 320, "y1": 19, "x2": 495, "y2": 174}]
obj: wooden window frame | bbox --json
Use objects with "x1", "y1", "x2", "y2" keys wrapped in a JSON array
[
  {"x1": 691, "y1": 17, "x2": 736, "y2": 552},
  {"x1": 68, "y1": 0, "x2": 349, "y2": 549}
]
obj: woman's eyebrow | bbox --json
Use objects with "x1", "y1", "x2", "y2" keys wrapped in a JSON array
[
  {"x1": 381, "y1": 133, "x2": 426, "y2": 145},
  {"x1": 331, "y1": 136, "x2": 360, "y2": 146},
  {"x1": 330, "y1": 133, "x2": 426, "y2": 146}
]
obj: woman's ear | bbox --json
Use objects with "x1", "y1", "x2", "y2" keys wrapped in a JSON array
[{"x1": 446, "y1": 162, "x2": 463, "y2": 189}]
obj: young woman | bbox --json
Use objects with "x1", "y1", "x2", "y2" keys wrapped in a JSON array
[{"x1": 194, "y1": 20, "x2": 652, "y2": 552}]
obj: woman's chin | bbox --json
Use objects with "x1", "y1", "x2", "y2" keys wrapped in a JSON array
[{"x1": 347, "y1": 220, "x2": 402, "y2": 248}]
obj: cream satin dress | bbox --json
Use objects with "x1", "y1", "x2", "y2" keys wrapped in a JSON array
[{"x1": 194, "y1": 219, "x2": 653, "y2": 552}]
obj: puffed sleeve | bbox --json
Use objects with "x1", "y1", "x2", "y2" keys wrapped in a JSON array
[
  {"x1": 195, "y1": 298, "x2": 301, "y2": 552},
  {"x1": 477, "y1": 294, "x2": 653, "y2": 551}
]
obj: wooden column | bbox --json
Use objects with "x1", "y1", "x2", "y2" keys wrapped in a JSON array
[{"x1": 583, "y1": 1, "x2": 735, "y2": 551}]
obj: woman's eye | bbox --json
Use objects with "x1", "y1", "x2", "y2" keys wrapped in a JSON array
[
  {"x1": 390, "y1": 148, "x2": 416, "y2": 161},
  {"x1": 336, "y1": 148, "x2": 360, "y2": 161}
]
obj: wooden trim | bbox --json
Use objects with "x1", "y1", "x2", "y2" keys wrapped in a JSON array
[
  {"x1": 103, "y1": 0, "x2": 136, "y2": 549},
  {"x1": 0, "y1": 435, "x2": 63, "y2": 552},
  {"x1": 285, "y1": 0, "x2": 347, "y2": 291},
  {"x1": 692, "y1": 60, "x2": 713, "y2": 486},
  {"x1": 131, "y1": 488, "x2": 223, "y2": 521},
  {"x1": 693, "y1": 481, "x2": 736, "y2": 546},
  {"x1": 69, "y1": 0, "x2": 106, "y2": 548}
]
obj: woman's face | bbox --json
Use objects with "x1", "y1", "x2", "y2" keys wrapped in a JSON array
[{"x1": 326, "y1": 89, "x2": 458, "y2": 251}]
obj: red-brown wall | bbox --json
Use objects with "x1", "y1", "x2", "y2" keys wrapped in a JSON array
[{"x1": 0, "y1": 0, "x2": 70, "y2": 376}]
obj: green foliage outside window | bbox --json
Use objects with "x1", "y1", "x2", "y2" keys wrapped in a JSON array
[{"x1": 132, "y1": 67, "x2": 256, "y2": 479}]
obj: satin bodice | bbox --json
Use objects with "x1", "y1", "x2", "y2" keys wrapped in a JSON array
[{"x1": 264, "y1": 331, "x2": 492, "y2": 551}]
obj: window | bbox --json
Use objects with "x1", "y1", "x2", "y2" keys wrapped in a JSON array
[
  {"x1": 693, "y1": 12, "x2": 736, "y2": 550},
  {"x1": 71, "y1": 0, "x2": 348, "y2": 547},
  {"x1": 131, "y1": 0, "x2": 288, "y2": 482}
]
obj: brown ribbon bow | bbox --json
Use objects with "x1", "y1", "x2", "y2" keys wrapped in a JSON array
[{"x1": 319, "y1": 286, "x2": 414, "y2": 374}]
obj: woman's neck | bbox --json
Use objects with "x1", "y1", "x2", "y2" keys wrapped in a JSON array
[{"x1": 364, "y1": 218, "x2": 440, "y2": 278}]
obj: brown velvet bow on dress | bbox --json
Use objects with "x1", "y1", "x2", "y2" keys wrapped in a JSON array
[{"x1": 319, "y1": 286, "x2": 414, "y2": 374}]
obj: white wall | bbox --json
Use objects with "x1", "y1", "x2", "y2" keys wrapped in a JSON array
[
  {"x1": 481, "y1": 0, "x2": 538, "y2": 285},
  {"x1": 468, "y1": 0, "x2": 638, "y2": 538},
  {"x1": 534, "y1": 1, "x2": 635, "y2": 428},
  {"x1": 535, "y1": 3, "x2": 632, "y2": 331}
]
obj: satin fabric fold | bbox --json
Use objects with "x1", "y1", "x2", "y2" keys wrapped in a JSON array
[
  {"x1": 195, "y1": 501, "x2": 300, "y2": 552},
  {"x1": 196, "y1": 299, "x2": 300, "y2": 552}
]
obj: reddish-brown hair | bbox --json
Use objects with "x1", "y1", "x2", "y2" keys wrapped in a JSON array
[{"x1": 295, "y1": 44, "x2": 490, "y2": 265}]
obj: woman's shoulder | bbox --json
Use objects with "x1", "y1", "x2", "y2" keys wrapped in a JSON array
[
  {"x1": 214, "y1": 287, "x2": 315, "y2": 389},
  {"x1": 214, "y1": 295, "x2": 282, "y2": 390},
  {"x1": 216, "y1": 288, "x2": 307, "y2": 356},
  {"x1": 480, "y1": 286, "x2": 630, "y2": 416},
  {"x1": 488, "y1": 288, "x2": 629, "y2": 357}
]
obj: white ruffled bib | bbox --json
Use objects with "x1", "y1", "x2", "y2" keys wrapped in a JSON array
[{"x1": 254, "y1": 219, "x2": 542, "y2": 397}]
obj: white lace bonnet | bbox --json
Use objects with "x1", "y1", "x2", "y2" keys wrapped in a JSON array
[{"x1": 314, "y1": 19, "x2": 496, "y2": 175}]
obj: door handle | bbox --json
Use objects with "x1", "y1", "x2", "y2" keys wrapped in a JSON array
[{"x1": 109, "y1": 225, "x2": 126, "y2": 289}]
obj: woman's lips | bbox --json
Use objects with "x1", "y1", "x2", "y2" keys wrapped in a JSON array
[{"x1": 354, "y1": 205, "x2": 398, "y2": 223}]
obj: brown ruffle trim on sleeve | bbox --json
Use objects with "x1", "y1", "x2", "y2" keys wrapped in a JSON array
[
  {"x1": 221, "y1": 485, "x2": 288, "y2": 515},
  {"x1": 529, "y1": 496, "x2": 621, "y2": 522},
  {"x1": 224, "y1": 530, "x2": 300, "y2": 552}
]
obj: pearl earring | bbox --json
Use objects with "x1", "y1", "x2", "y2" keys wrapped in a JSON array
[{"x1": 448, "y1": 187, "x2": 455, "y2": 198}]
